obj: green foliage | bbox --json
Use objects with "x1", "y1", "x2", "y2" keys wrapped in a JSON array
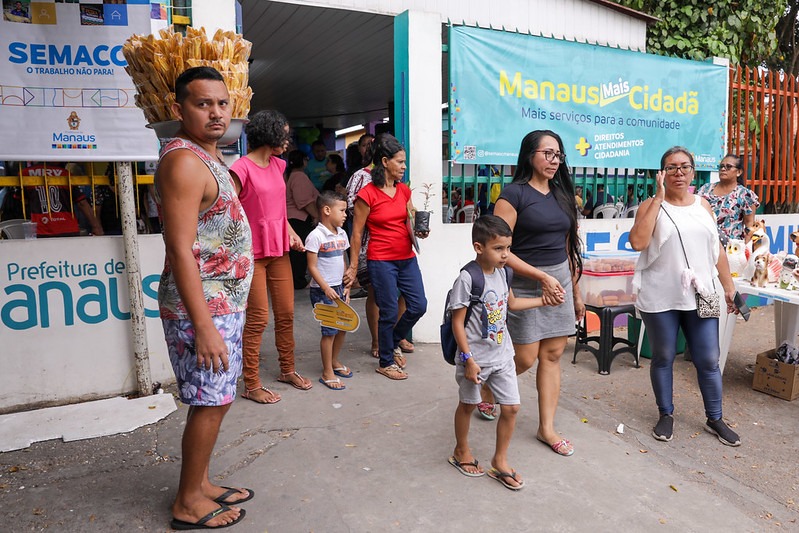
[
  {"x1": 618, "y1": 0, "x2": 787, "y2": 66},
  {"x1": 766, "y1": 1, "x2": 799, "y2": 75}
]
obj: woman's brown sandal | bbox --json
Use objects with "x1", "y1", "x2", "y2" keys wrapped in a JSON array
[
  {"x1": 398, "y1": 339, "x2": 415, "y2": 353},
  {"x1": 376, "y1": 364, "x2": 408, "y2": 380},
  {"x1": 392, "y1": 347, "x2": 407, "y2": 369},
  {"x1": 277, "y1": 371, "x2": 313, "y2": 390},
  {"x1": 241, "y1": 386, "x2": 281, "y2": 404}
]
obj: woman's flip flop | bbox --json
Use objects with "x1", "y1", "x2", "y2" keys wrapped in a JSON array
[
  {"x1": 448, "y1": 455, "x2": 485, "y2": 477},
  {"x1": 487, "y1": 468, "x2": 525, "y2": 491},
  {"x1": 241, "y1": 387, "x2": 280, "y2": 404},
  {"x1": 277, "y1": 371, "x2": 313, "y2": 390}
]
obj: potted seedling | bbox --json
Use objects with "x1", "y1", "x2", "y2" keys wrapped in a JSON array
[{"x1": 414, "y1": 182, "x2": 435, "y2": 234}]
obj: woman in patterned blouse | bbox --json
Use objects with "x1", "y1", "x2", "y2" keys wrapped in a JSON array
[{"x1": 697, "y1": 154, "x2": 759, "y2": 242}]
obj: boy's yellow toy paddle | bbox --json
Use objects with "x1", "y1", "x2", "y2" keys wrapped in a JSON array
[{"x1": 312, "y1": 298, "x2": 361, "y2": 332}]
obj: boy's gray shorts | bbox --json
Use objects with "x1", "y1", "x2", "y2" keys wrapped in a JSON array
[{"x1": 455, "y1": 357, "x2": 520, "y2": 406}]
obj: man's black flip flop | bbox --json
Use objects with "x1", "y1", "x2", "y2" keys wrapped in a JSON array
[
  {"x1": 170, "y1": 506, "x2": 246, "y2": 530},
  {"x1": 213, "y1": 487, "x2": 255, "y2": 506}
]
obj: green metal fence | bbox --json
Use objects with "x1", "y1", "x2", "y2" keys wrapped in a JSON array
[{"x1": 442, "y1": 165, "x2": 711, "y2": 223}]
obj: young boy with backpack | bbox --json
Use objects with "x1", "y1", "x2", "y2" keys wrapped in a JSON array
[{"x1": 444, "y1": 215, "x2": 555, "y2": 490}]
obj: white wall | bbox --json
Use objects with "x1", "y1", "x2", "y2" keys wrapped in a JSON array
[
  {"x1": 192, "y1": 0, "x2": 237, "y2": 33},
  {"x1": 0, "y1": 236, "x2": 171, "y2": 412},
  {"x1": 271, "y1": 0, "x2": 648, "y2": 50}
]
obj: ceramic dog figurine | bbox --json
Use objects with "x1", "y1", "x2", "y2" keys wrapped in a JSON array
[
  {"x1": 780, "y1": 255, "x2": 799, "y2": 289},
  {"x1": 752, "y1": 253, "x2": 770, "y2": 288},
  {"x1": 745, "y1": 218, "x2": 767, "y2": 244},
  {"x1": 791, "y1": 230, "x2": 799, "y2": 256}
]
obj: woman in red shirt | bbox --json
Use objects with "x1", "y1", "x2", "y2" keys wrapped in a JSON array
[{"x1": 346, "y1": 134, "x2": 428, "y2": 380}]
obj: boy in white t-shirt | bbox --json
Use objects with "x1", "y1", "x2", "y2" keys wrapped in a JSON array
[
  {"x1": 305, "y1": 191, "x2": 352, "y2": 390},
  {"x1": 447, "y1": 215, "x2": 550, "y2": 490}
]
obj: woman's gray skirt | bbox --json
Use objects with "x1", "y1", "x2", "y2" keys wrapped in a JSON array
[{"x1": 508, "y1": 259, "x2": 575, "y2": 344}]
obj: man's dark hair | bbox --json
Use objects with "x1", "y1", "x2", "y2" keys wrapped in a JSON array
[
  {"x1": 472, "y1": 214, "x2": 512, "y2": 246},
  {"x1": 316, "y1": 190, "x2": 346, "y2": 212},
  {"x1": 244, "y1": 110, "x2": 290, "y2": 150},
  {"x1": 311, "y1": 139, "x2": 326, "y2": 148},
  {"x1": 174, "y1": 66, "x2": 224, "y2": 104}
]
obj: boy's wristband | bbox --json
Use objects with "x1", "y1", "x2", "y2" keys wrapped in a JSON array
[{"x1": 458, "y1": 351, "x2": 472, "y2": 363}]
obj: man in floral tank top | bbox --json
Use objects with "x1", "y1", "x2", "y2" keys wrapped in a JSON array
[{"x1": 155, "y1": 67, "x2": 253, "y2": 530}]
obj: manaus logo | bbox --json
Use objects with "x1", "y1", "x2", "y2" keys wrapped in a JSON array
[{"x1": 67, "y1": 111, "x2": 81, "y2": 131}]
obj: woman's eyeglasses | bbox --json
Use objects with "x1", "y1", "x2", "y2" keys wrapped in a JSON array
[
  {"x1": 719, "y1": 164, "x2": 738, "y2": 171},
  {"x1": 535, "y1": 150, "x2": 566, "y2": 163},
  {"x1": 663, "y1": 164, "x2": 694, "y2": 175}
]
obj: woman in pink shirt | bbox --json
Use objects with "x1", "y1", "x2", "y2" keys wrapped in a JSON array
[
  {"x1": 230, "y1": 110, "x2": 313, "y2": 404},
  {"x1": 285, "y1": 150, "x2": 320, "y2": 290}
]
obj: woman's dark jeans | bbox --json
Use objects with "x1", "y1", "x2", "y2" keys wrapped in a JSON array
[
  {"x1": 640, "y1": 310, "x2": 723, "y2": 420},
  {"x1": 368, "y1": 257, "x2": 427, "y2": 368}
]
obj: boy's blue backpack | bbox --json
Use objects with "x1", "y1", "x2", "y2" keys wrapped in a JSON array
[{"x1": 440, "y1": 261, "x2": 513, "y2": 365}]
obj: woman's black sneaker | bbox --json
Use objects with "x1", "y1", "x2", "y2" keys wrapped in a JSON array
[
  {"x1": 705, "y1": 418, "x2": 741, "y2": 447},
  {"x1": 652, "y1": 414, "x2": 673, "y2": 442}
]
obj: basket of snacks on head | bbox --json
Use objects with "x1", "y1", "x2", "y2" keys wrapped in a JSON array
[{"x1": 122, "y1": 26, "x2": 252, "y2": 145}]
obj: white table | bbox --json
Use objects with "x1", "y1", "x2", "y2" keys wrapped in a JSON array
[
  {"x1": 734, "y1": 280, "x2": 799, "y2": 344},
  {"x1": 638, "y1": 279, "x2": 786, "y2": 374},
  {"x1": 720, "y1": 280, "x2": 799, "y2": 368}
]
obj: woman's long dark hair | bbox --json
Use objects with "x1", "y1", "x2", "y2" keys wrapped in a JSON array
[
  {"x1": 345, "y1": 142, "x2": 361, "y2": 178},
  {"x1": 287, "y1": 149, "x2": 306, "y2": 171},
  {"x1": 370, "y1": 134, "x2": 404, "y2": 187},
  {"x1": 513, "y1": 130, "x2": 582, "y2": 278}
]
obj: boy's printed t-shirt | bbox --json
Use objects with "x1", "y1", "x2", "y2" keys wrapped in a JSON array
[
  {"x1": 305, "y1": 223, "x2": 350, "y2": 288},
  {"x1": 447, "y1": 268, "x2": 513, "y2": 367}
]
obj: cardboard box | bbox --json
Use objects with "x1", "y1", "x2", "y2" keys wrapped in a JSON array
[{"x1": 752, "y1": 350, "x2": 799, "y2": 401}]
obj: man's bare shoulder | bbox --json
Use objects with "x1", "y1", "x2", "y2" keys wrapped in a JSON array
[{"x1": 156, "y1": 146, "x2": 213, "y2": 193}]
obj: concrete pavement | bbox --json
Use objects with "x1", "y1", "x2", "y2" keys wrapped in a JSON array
[{"x1": 1, "y1": 293, "x2": 797, "y2": 532}]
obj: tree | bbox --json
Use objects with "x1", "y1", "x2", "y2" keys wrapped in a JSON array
[
  {"x1": 768, "y1": 1, "x2": 799, "y2": 75},
  {"x1": 617, "y1": 0, "x2": 786, "y2": 66}
]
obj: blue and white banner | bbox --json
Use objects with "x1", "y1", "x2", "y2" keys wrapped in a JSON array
[
  {"x1": 449, "y1": 26, "x2": 728, "y2": 170},
  {"x1": 0, "y1": 0, "x2": 158, "y2": 161}
]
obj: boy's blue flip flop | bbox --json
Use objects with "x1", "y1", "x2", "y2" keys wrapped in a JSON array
[
  {"x1": 319, "y1": 377, "x2": 346, "y2": 390},
  {"x1": 333, "y1": 366, "x2": 353, "y2": 378}
]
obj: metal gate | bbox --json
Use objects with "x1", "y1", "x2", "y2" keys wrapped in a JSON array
[{"x1": 728, "y1": 65, "x2": 799, "y2": 213}]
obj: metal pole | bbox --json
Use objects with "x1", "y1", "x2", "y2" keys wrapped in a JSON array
[{"x1": 116, "y1": 161, "x2": 152, "y2": 397}]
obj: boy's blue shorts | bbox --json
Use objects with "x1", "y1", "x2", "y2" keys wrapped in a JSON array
[{"x1": 309, "y1": 285, "x2": 346, "y2": 336}]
